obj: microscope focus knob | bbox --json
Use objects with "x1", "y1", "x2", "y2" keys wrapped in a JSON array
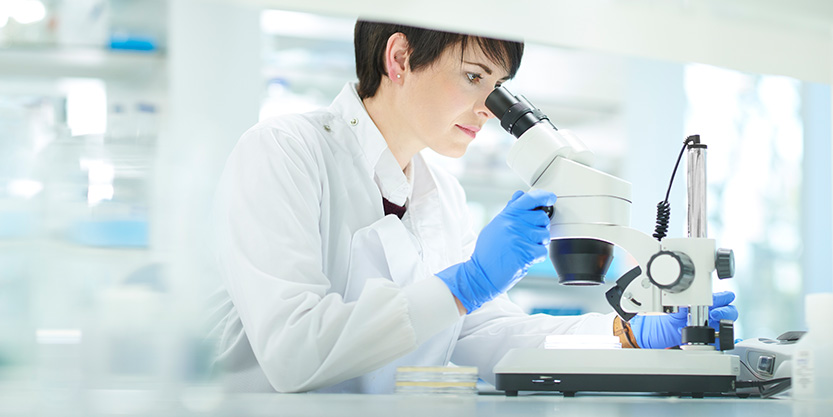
[
  {"x1": 647, "y1": 251, "x2": 695, "y2": 293},
  {"x1": 718, "y1": 319, "x2": 735, "y2": 351},
  {"x1": 715, "y1": 248, "x2": 735, "y2": 279}
]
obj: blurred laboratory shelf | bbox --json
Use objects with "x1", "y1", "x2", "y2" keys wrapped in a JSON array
[
  {"x1": 0, "y1": 237, "x2": 152, "y2": 280},
  {"x1": 34, "y1": 236, "x2": 151, "y2": 255},
  {"x1": 0, "y1": 47, "x2": 165, "y2": 82}
]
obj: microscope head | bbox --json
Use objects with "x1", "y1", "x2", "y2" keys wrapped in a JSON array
[{"x1": 486, "y1": 86, "x2": 632, "y2": 286}]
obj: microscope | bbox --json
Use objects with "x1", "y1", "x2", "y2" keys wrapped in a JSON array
[{"x1": 486, "y1": 86, "x2": 740, "y2": 397}]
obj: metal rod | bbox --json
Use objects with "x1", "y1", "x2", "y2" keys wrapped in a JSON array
[
  {"x1": 687, "y1": 145, "x2": 707, "y2": 239},
  {"x1": 691, "y1": 306, "x2": 709, "y2": 328},
  {"x1": 686, "y1": 143, "x2": 709, "y2": 329}
]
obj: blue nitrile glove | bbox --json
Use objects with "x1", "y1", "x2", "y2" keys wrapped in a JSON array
[
  {"x1": 436, "y1": 189, "x2": 556, "y2": 313},
  {"x1": 629, "y1": 291, "x2": 739, "y2": 349}
]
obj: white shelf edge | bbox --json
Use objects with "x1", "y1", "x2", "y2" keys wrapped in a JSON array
[{"x1": 0, "y1": 47, "x2": 166, "y2": 81}]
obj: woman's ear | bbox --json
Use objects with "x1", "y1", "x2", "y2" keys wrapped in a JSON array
[{"x1": 384, "y1": 32, "x2": 409, "y2": 84}]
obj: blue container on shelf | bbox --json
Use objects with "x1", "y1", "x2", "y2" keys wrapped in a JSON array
[
  {"x1": 68, "y1": 219, "x2": 148, "y2": 248},
  {"x1": 109, "y1": 34, "x2": 157, "y2": 52}
]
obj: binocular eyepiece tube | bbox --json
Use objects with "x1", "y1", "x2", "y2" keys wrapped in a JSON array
[{"x1": 486, "y1": 86, "x2": 558, "y2": 139}]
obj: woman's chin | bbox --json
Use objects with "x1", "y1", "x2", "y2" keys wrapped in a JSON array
[{"x1": 435, "y1": 146, "x2": 467, "y2": 159}]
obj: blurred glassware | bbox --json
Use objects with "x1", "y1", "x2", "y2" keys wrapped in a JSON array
[
  {"x1": 55, "y1": 0, "x2": 110, "y2": 48},
  {"x1": 395, "y1": 366, "x2": 479, "y2": 395}
]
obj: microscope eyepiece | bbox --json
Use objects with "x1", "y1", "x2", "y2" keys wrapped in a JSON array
[
  {"x1": 485, "y1": 86, "x2": 518, "y2": 120},
  {"x1": 486, "y1": 86, "x2": 557, "y2": 139}
]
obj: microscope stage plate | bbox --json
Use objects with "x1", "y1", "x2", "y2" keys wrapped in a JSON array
[{"x1": 493, "y1": 348, "x2": 739, "y2": 397}]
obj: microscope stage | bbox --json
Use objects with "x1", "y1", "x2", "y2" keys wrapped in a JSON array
[{"x1": 494, "y1": 348, "x2": 740, "y2": 397}]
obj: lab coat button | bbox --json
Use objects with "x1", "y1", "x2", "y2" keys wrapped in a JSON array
[
  {"x1": 350, "y1": 118, "x2": 358, "y2": 126},
  {"x1": 323, "y1": 124, "x2": 331, "y2": 132}
]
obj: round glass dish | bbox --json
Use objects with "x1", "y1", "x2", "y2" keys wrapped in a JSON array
[{"x1": 395, "y1": 366, "x2": 479, "y2": 395}]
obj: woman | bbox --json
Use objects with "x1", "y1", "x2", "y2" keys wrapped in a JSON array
[{"x1": 209, "y1": 20, "x2": 737, "y2": 393}]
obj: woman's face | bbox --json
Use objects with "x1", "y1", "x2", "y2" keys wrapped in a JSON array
[{"x1": 399, "y1": 43, "x2": 511, "y2": 158}]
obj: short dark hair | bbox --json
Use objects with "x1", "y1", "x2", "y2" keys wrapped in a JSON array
[{"x1": 354, "y1": 20, "x2": 524, "y2": 99}]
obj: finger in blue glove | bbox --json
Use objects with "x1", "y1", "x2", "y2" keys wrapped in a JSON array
[
  {"x1": 630, "y1": 291, "x2": 738, "y2": 350},
  {"x1": 437, "y1": 190, "x2": 557, "y2": 313}
]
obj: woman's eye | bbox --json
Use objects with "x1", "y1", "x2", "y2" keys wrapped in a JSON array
[{"x1": 466, "y1": 72, "x2": 482, "y2": 83}]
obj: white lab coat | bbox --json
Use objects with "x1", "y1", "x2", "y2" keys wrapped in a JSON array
[{"x1": 209, "y1": 83, "x2": 615, "y2": 394}]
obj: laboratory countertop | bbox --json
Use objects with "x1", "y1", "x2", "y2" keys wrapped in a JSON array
[
  {"x1": 207, "y1": 393, "x2": 830, "y2": 417},
  {"x1": 2, "y1": 387, "x2": 831, "y2": 416}
]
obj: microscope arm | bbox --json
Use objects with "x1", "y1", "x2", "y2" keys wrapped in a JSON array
[
  {"x1": 553, "y1": 223, "x2": 716, "y2": 316},
  {"x1": 529, "y1": 156, "x2": 716, "y2": 316},
  {"x1": 551, "y1": 223, "x2": 661, "y2": 313}
]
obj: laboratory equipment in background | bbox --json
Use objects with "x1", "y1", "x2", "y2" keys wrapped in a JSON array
[
  {"x1": 108, "y1": 0, "x2": 165, "y2": 51},
  {"x1": 0, "y1": 0, "x2": 164, "y2": 50},
  {"x1": 792, "y1": 292, "x2": 833, "y2": 401},
  {"x1": 0, "y1": 0, "x2": 167, "y2": 400},
  {"x1": 487, "y1": 86, "x2": 738, "y2": 397},
  {"x1": 731, "y1": 331, "x2": 802, "y2": 398},
  {"x1": 55, "y1": 0, "x2": 110, "y2": 48},
  {"x1": 0, "y1": 92, "x2": 68, "y2": 380}
]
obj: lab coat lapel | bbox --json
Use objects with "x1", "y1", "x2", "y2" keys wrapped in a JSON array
[
  {"x1": 343, "y1": 215, "x2": 429, "y2": 303},
  {"x1": 407, "y1": 154, "x2": 451, "y2": 273}
]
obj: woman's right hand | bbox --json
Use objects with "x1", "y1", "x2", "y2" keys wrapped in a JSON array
[{"x1": 436, "y1": 189, "x2": 556, "y2": 313}]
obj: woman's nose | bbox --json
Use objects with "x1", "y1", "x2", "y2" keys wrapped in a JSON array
[{"x1": 475, "y1": 98, "x2": 495, "y2": 119}]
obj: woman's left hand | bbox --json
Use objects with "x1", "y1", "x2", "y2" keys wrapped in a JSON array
[{"x1": 629, "y1": 291, "x2": 738, "y2": 349}]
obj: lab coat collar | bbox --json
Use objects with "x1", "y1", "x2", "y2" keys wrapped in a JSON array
[{"x1": 329, "y1": 83, "x2": 411, "y2": 206}]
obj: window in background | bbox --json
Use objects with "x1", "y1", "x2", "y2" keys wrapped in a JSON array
[{"x1": 684, "y1": 64, "x2": 817, "y2": 340}]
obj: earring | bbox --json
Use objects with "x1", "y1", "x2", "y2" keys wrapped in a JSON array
[{"x1": 396, "y1": 74, "x2": 401, "y2": 79}]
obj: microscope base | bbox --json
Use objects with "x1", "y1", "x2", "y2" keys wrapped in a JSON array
[{"x1": 494, "y1": 348, "x2": 739, "y2": 397}]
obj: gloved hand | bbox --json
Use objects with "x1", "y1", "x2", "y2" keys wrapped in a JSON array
[
  {"x1": 629, "y1": 291, "x2": 738, "y2": 349},
  {"x1": 437, "y1": 189, "x2": 556, "y2": 313}
]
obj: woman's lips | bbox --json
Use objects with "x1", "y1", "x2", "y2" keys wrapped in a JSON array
[{"x1": 456, "y1": 125, "x2": 479, "y2": 139}]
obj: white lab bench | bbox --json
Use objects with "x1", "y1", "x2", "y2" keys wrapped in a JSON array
[
  {"x1": 2, "y1": 387, "x2": 829, "y2": 416},
  {"x1": 210, "y1": 393, "x2": 830, "y2": 417}
]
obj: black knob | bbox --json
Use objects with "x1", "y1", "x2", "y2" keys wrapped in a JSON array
[
  {"x1": 647, "y1": 251, "x2": 695, "y2": 293},
  {"x1": 682, "y1": 325, "x2": 715, "y2": 346},
  {"x1": 719, "y1": 319, "x2": 735, "y2": 351},
  {"x1": 716, "y1": 248, "x2": 734, "y2": 279}
]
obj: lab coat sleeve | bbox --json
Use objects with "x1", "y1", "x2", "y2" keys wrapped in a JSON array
[
  {"x1": 452, "y1": 296, "x2": 615, "y2": 384},
  {"x1": 214, "y1": 126, "x2": 459, "y2": 393}
]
